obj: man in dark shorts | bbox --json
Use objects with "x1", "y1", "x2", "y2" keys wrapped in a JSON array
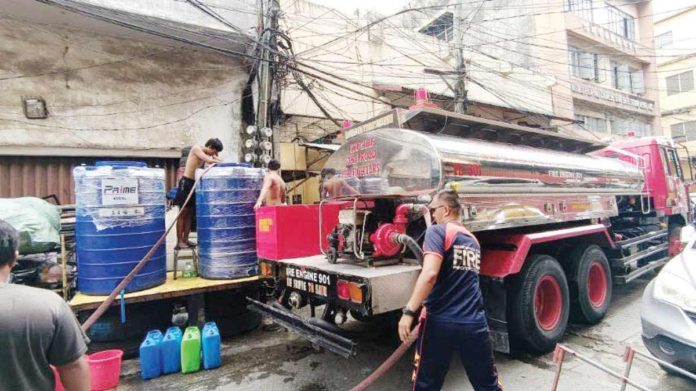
[
  {"x1": 398, "y1": 189, "x2": 502, "y2": 391},
  {"x1": 175, "y1": 138, "x2": 224, "y2": 249}
]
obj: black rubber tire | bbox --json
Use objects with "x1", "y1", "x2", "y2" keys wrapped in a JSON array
[
  {"x1": 508, "y1": 254, "x2": 570, "y2": 353},
  {"x1": 565, "y1": 245, "x2": 612, "y2": 324}
]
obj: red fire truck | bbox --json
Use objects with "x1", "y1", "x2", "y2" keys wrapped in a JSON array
[{"x1": 250, "y1": 107, "x2": 690, "y2": 357}]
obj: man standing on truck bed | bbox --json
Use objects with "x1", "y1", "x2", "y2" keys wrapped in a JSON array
[
  {"x1": 174, "y1": 138, "x2": 224, "y2": 249},
  {"x1": 254, "y1": 159, "x2": 287, "y2": 209},
  {"x1": 398, "y1": 189, "x2": 502, "y2": 391}
]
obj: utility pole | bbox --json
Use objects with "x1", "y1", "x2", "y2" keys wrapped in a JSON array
[
  {"x1": 257, "y1": 0, "x2": 280, "y2": 160},
  {"x1": 452, "y1": 1, "x2": 467, "y2": 113}
]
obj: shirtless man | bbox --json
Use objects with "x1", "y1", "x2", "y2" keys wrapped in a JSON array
[
  {"x1": 254, "y1": 159, "x2": 286, "y2": 210},
  {"x1": 174, "y1": 138, "x2": 224, "y2": 249},
  {"x1": 321, "y1": 168, "x2": 358, "y2": 199}
]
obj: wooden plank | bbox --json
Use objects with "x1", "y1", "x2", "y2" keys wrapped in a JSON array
[{"x1": 69, "y1": 273, "x2": 262, "y2": 311}]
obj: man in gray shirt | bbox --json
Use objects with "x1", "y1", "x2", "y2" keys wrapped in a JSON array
[{"x1": 0, "y1": 220, "x2": 91, "y2": 391}]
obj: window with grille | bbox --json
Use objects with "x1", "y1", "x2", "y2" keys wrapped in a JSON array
[
  {"x1": 655, "y1": 31, "x2": 673, "y2": 48},
  {"x1": 605, "y1": 3, "x2": 635, "y2": 40},
  {"x1": 576, "y1": 115, "x2": 608, "y2": 133},
  {"x1": 569, "y1": 48, "x2": 602, "y2": 82},
  {"x1": 565, "y1": 0, "x2": 593, "y2": 21},
  {"x1": 611, "y1": 119, "x2": 651, "y2": 136},
  {"x1": 671, "y1": 121, "x2": 696, "y2": 141},
  {"x1": 611, "y1": 62, "x2": 631, "y2": 92},
  {"x1": 666, "y1": 71, "x2": 695, "y2": 96},
  {"x1": 418, "y1": 12, "x2": 453, "y2": 42}
]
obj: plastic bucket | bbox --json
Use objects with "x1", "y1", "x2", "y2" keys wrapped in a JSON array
[{"x1": 88, "y1": 350, "x2": 123, "y2": 390}]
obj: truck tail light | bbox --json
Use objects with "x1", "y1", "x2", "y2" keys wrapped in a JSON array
[
  {"x1": 337, "y1": 279, "x2": 363, "y2": 303},
  {"x1": 260, "y1": 262, "x2": 273, "y2": 277}
]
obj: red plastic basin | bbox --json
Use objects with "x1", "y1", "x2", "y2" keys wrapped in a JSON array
[{"x1": 88, "y1": 350, "x2": 123, "y2": 390}]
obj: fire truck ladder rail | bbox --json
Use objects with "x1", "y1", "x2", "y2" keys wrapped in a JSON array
[
  {"x1": 613, "y1": 256, "x2": 670, "y2": 284},
  {"x1": 246, "y1": 298, "x2": 357, "y2": 358},
  {"x1": 611, "y1": 242, "x2": 669, "y2": 268}
]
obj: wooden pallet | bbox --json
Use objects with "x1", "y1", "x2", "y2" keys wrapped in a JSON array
[{"x1": 69, "y1": 273, "x2": 261, "y2": 311}]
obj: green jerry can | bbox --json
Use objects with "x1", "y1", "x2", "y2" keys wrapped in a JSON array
[{"x1": 181, "y1": 326, "x2": 201, "y2": 373}]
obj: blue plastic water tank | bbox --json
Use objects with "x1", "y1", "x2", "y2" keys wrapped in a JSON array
[
  {"x1": 74, "y1": 161, "x2": 166, "y2": 295},
  {"x1": 196, "y1": 163, "x2": 263, "y2": 279}
]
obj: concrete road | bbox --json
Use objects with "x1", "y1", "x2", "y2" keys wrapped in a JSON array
[{"x1": 118, "y1": 274, "x2": 693, "y2": 390}]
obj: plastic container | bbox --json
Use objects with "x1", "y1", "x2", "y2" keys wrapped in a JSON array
[
  {"x1": 139, "y1": 336, "x2": 161, "y2": 380},
  {"x1": 181, "y1": 326, "x2": 201, "y2": 374},
  {"x1": 74, "y1": 161, "x2": 166, "y2": 295},
  {"x1": 202, "y1": 322, "x2": 221, "y2": 370},
  {"x1": 147, "y1": 329, "x2": 163, "y2": 343},
  {"x1": 88, "y1": 349, "x2": 123, "y2": 391},
  {"x1": 161, "y1": 327, "x2": 183, "y2": 374},
  {"x1": 183, "y1": 261, "x2": 197, "y2": 278},
  {"x1": 196, "y1": 163, "x2": 263, "y2": 279}
]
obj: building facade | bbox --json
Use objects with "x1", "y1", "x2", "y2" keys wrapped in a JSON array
[
  {"x1": 0, "y1": 0, "x2": 256, "y2": 203},
  {"x1": 655, "y1": 6, "x2": 696, "y2": 163},
  {"x1": 449, "y1": 0, "x2": 660, "y2": 140},
  {"x1": 556, "y1": 0, "x2": 660, "y2": 139}
]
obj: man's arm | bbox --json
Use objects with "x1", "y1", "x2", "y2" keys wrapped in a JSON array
[
  {"x1": 398, "y1": 253, "x2": 443, "y2": 342},
  {"x1": 49, "y1": 299, "x2": 90, "y2": 391},
  {"x1": 254, "y1": 176, "x2": 272, "y2": 210},
  {"x1": 320, "y1": 181, "x2": 329, "y2": 199},
  {"x1": 191, "y1": 146, "x2": 217, "y2": 164},
  {"x1": 56, "y1": 355, "x2": 90, "y2": 391}
]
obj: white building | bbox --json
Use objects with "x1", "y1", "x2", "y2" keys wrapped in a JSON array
[
  {"x1": 655, "y1": 6, "x2": 696, "y2": 154},
  {"x1": 276, "y1": 0, "x2": 559, "y2": 144}
]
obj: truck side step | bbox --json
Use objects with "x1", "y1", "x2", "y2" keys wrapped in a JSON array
[
  {"x1": 614, "y1": 229, "x2": 667, "y2": 250},
  {"x1": 246, "y1": 298, "x2": 357, "y2": 358},
  {"x1": 610, "y1": 242, "x2": 669, "y2": 268},
  {"x1": 614, "y1": 256, "x2": 669, "y2": 284}
]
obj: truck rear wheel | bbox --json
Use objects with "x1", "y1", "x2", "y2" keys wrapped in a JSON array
[
  {"x1": 565, "y1": 245, "x2": 612, "y2": 324},
  {"x1": 508, "y1": 254, "x2": 569, "y2": 353}
]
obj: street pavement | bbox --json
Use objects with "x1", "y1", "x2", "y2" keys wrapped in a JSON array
[{"x1": 118, "y1": 273, "x2": 693, "y2": 390}]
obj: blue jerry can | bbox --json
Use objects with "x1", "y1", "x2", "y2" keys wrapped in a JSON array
[{"x1": 202, "y1": 322, "x2": 221, "y2": 370}]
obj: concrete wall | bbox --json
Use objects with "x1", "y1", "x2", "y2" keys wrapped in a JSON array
[
  {"x1": 77, "y1": 0, "x2": 257, "y2": 33},
  {"x1": 0, "y1": 15, "x2": 248, "y2": 160}
]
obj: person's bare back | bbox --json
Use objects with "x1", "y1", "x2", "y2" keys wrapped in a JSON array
[
  {"x1": 255, "y1": 159, "x2": 286, "y2": 209},
  {"x1": 322, "y1": 177, "x2": 346, "y2": 198},
  {"x1": 321, "y1": 169, "x2": 358, "y2": 199},
  {"x1": 264, "y1": 171, "x2": 286, "y2": 206}
]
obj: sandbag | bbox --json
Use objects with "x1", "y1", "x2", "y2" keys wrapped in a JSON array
[{"x1": 0, "y1": 197, "x2": 60, "y2": 254}]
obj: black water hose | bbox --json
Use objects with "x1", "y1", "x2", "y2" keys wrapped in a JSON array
[{"x1": 393, "y1": 233, "x2": 424, "y2": 264}]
